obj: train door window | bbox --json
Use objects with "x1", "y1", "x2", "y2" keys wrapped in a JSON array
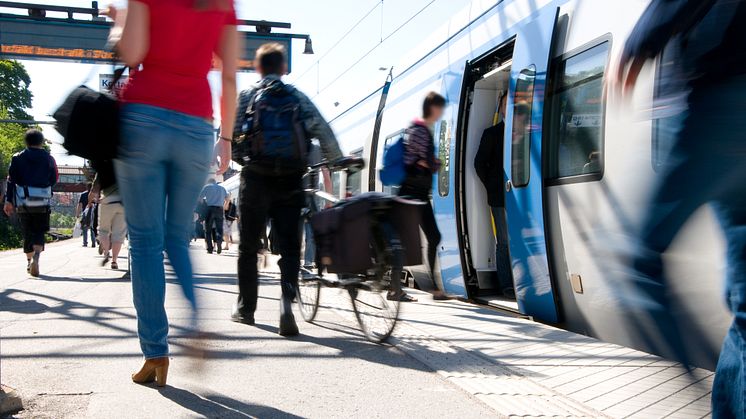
[
  {"x1": 381, "y1": 130, "x2": 405, "y2": 195},
  {"x1": 547, "y1": 40, "x2": 610, "y2": 184},
  {"x1": 437, "y1": 119, "x2": 451, "y2": 197},
  {"x1": 511, "y1": 66, "x2": 536, "y2": 188},
  {"x1": 347, "y1": 148, "x2": 363, "y2": 196}
]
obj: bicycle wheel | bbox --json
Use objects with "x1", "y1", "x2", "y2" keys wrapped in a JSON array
[
  {"x1": 297, "y1": 272, "x2": 321, "y2": 322},
  {"x1": 350, "y1": 222, "x2": 402, "y2": 343}
]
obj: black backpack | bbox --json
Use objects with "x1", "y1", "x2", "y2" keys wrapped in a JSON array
[
  {"x1": 232, "y1": 82, "x2": 309, "y2": 174},
  {"x1": 53, "y1": 68, "x2": 125, "y2": 161}
]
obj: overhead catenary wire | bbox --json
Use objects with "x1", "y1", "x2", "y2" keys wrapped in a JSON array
[
  {"x1": 312, "y1": 0, "x2": 438, "y2": 100},
  {"x1": 291, "y1": 0, "x2": 383, "y2": 85}
]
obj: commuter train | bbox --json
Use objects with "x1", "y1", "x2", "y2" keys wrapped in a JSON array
[{"x1": 323, "y1": 0, "x2": 730, "y2": 369}]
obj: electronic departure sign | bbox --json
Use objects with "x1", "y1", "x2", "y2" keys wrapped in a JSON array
[{"x1": 0, "y1": 11, "x2": 295, "y2": 72}]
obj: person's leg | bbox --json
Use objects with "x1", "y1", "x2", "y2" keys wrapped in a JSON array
[
  {"x1": 82, "y1": 226, "x2": 89, "y2": 246},
  {"x1": 204, "y1": 209, "x2": 215, "y2": 253},
  {"x1": 162, "y1": 114, "x2": 212, "y2": 316},
  {"x1": 236, "y1": 171, "x2": 269, "y2": 316},
  {"x1": 18, "y1": 213, "x2": 34, "y2": 271},
  {"x1": 98, "y1": 204, "x2": 112, "y2": 259},
  {"x1": 303, "y1": 220, "x2": 315, "y2": 267},
  {"x1": 491, "y1": 206, "x2": 514, "y2": 296},
  {"x1": 420, "y1": 201, "x2": 443, "y2": 293},
  {"x1": 212, "y1": 207, "x2": 224, "y2": 252},
  {"x1": 110, "y1": 204, "x2": 127, "y2": 266},
  {"x1": 115, "y1": 104, "x2": 170, "y2": 359},
  {"x1": 272, "y1": 205, "x2": 302, "y2": 302}
]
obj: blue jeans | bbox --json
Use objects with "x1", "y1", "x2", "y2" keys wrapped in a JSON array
[
  {"x1": 115, "y1": 104, "x2": 213, "y2": 359},
  {"x1": 303, "y1": 220, "x2": 315, "y2": 266},
  {"x1": 632, "y1": 78, "x2": 746, "y2": 418},
  {"x1": 82, "y1": 226, "x2": 96, "y2": 247}
]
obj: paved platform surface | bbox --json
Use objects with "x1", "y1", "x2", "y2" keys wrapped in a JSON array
[{"x1": 0, "y1": 240, "x2": 714, "y2": 418}]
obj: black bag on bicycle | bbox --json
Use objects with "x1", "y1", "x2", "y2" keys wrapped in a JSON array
[
  {"x1": 53, "y1": 67, "x2": 126, "y2": 161},
  {"x1": 232, "y1": 80, "x2": 309, "y2": 174},
  {"x1": 311, "y1": 193, "x2": 423, "y2": 274}
]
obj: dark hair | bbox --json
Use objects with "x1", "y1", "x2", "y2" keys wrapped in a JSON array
[
  {"x1": 423, "y1": 92, "x2": 446, "y2": 118},
  {"x1": 24, "y1": 129, "x2": 44, "y2": 147},
  {"x1": 256, "y1": 43, "x2": 287, "y2": 76}
]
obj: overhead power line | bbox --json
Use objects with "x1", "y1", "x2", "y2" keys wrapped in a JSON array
[
  {"x1": 312, "y1": 0, "x2": 438, "y2": 100},
  {"x1": 292, "y1": 1, "x2": 383, "y2": 85}
]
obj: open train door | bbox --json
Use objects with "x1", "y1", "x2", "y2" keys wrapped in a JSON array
[{"x1": 503, "y1": 7, "x2": 559, "y2": 323}]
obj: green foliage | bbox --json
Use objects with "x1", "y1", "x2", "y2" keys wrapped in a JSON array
[
  {"x1": 50, "y1": 212, "x2": 75, "y2": 228},
  {"x1": 0, "y1": 60, "x2": 34, "y2": 181},
  {"x1": 0, "y1": 60, "x2": 33, "y2": 121},
  {"x1": 0, "y1": 215, "x2": 23, "y2": 250}
]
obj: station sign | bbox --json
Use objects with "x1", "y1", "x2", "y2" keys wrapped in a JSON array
[{"x1": 0, "y1": 15, "x2": 293, "y2": 72}]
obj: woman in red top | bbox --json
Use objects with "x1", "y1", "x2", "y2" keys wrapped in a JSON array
[{"x1": 107, "y1": 0, "x2": 238, "y2": 386}]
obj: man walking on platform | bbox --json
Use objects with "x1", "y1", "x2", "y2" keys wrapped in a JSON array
[
  {"x1": 198, "y1": 178, "x2": 228, "y2": 254},
  {"x1": 231, "y1": 43, "x2": 343, "y2": 336},
  {"x1": 3, "y1": 129, "x2": 58, "y2": 277},
  {"x1": 617, "y1": 0, "x2": 746, "y2": 416}
]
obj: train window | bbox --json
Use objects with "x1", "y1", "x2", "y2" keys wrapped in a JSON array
[
  {"x1": 511, "y1": 66, "x2": 536, "y2": 188},
  {"x1": 437, "y1": 119, "x2": 451, "y2": 197},
  {"x1": 547, "y1": 41, "x2": 609, "y2": 182},
  {"x1": 381, "y1": 131, "x2": 404, "y2": 195}
]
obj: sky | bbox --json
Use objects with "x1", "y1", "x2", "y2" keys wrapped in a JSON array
[{"x1": 1, "y1": 0, "x2": 474, "y2": 165}]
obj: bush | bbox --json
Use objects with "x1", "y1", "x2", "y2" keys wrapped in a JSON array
[
  {"x1": 0, "y1": 215, "x2": 23, "y2": 250},
  {"x1": 50, "y1": 212, "x2": 75, "y2": 228}
]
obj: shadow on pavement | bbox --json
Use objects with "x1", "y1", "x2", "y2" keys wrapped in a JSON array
[{"x1": 160, "y1": 386, "x2": 304, "y2": 419}]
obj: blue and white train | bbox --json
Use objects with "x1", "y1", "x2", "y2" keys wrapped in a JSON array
[{"x1": 324, "y1": 0, "x2": 730, "y2": 369}]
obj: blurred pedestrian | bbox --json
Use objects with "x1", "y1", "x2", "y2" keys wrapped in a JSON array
[
  {"x1": 198, "y1": 178, "x2": 228, "y2": 254},
  {"x1": 617, "y1": 1, "x2": 746, "y2": 416},
  {"x1": 106, "y1": 0, "x2": 238, "y2": 387},
  {"x1": 76, "y1": 183, "x2": 96, "y2": 248},
  {"x1": 90, "y1": 160, "x2": 126, "y2": 270},
  {"x1": 397, "y1": 92, "x2": 450, "y2": 302},
  {"x1": 3, "y1": 129, "x2": 58, "y2": 277},
  {"x1": 223, "y1": 195, "x2": 237, "y2": 251},
  {"x1": 231, "y1": 43, "x2": 343, "y2": 336}
]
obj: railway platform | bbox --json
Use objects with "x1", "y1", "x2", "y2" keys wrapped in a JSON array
[{"x1": 1, "y1": 240, "x2": 714, "y2": 418}]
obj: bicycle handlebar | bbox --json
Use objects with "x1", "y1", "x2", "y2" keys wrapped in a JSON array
[{"x1": 308, "y1": 156, "x2": 365, "y2": 174}]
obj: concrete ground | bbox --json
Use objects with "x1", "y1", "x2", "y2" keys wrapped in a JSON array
[
  {"x1": 1, "y1": 240, "x2": 714, "y2": 418},
  {"x1": 0, "y1": 240, "x2": 494, "y2": 418}
]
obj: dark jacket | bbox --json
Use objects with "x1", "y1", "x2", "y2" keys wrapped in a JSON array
[
  {"x1": 623, "y1": 0, "x2": 746, "y2": 88},
  {"x1": 400, "y1": 120, "x2": 440, "y2": 200},
  {"x1": 5, "y1": 148, "x2": 58, "y2": 206},
  {"x1": 474, "y1": 123, "x2": 505, "y2": 208}
]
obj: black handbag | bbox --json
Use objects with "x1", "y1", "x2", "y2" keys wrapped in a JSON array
[{"x1": 53, "y1": 67, "x2": 126, "y2": 161}]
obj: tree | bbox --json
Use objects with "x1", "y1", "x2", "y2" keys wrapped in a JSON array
[{"x1": 0, "y1": 60, "x2": 33, "y2": 121}]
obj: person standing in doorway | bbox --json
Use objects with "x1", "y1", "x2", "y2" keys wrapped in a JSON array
[
  {"x1": 617, "y1": 0, "x2": 746, "y2": 416},
  {"x1": 474, "y1": 94, "x2": 514, "y2": 298},
  {"x1": 223, "y1": 195, "x2": 238, "y2": 251},
  {"x1": 199, "y1": 178, "x2": 228, "y2": 254},
  {"x1": 231, "y1": 43, "x2": 343, "y2": 336},
  {"x1": 398, "y1": 92, "x2": 450, "y2": 302},
  {"x1": 3, "y1": 129, "x2": 58, "y2": 277},
  {"x1": 107, "y1": 0, "x2": 238, "y2": 387}
]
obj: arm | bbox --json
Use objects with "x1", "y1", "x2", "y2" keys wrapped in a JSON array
[
  {"x1": 109, "y1": 1, "x2": 150, "y2": 68},
  {"x1": 618, "y1": 0, "x2": 716, "y2": 93},
  {"x1": 4, "y1": 157, "x2": 17, "y2": 216},
  {"x1": 89, "y1": 174, "x2": 101, "y2": 205},
  {"x1": 214, "y1": 23, "x2": 239, "y2": 175},
  {"x1": 404, "y1": 126, "x2": 431, "y2": 168},
  {"x1": 297, "y1": 92, "x2": 343, "y2": 162},
  {"x1": 48, "y1": 155, "x2": 58, "y2": 188}
]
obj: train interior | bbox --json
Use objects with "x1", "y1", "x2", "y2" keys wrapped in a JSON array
[{"x1": 460, "y1": 43, "x2": 518, "y2": 311}]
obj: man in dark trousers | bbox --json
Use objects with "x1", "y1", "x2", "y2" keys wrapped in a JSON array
[
  {"x1": 617, "y1": 1, "x2": 746, "y2": 416},
  {"x1": 3, "y1": 129, "x2": 58, "y2": 277},
  {"x1": 474, "y1": 94, "x2": 513, "y2": 298},
  {"x1": 231, "y1": 43, "x2": 343, "y2": 336},
  {"x1": 198, "y1": 178, "x2": 228, "y2": 254}
]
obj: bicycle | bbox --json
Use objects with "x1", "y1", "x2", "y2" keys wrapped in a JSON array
[{"x1": 297, "y1": 157, "x2": 415, "y2": 343}]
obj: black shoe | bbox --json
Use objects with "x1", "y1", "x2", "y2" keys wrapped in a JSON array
[
  {"x1": 279, "y1": 298, "x2": 299, "y2": 337},
  {"x1": 216, "y1": 246, "x2": 222, "y2": 255},
  {"x1": 387, "y1": 291, "x2": 417, "y2": 302},
  {"x1": 230, "y1": 310, "x2": 255, "y2": 325},
  {"x1": 207, "y1": 249, "x2": 213, "y2": 254},
  {"x1": 501, "y1": 287, "x2": 516, "y2": 299}
]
